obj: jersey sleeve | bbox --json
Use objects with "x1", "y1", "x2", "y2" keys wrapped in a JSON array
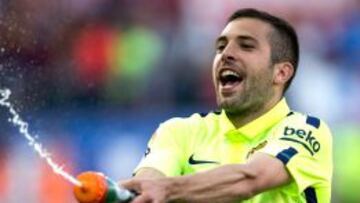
[
  {"x1": 134, "y1": 118, "x2": 187, "y2": 177},
  {"x1": 259, "y1": 114, "x2": 333, "y2": 201}
]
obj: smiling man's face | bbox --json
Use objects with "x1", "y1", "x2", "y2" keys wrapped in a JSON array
[{"x1": 213, "y1": 18, "x2": 276, "y2": 115}]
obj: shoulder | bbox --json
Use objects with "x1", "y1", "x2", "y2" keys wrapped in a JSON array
[
  {"x1": 153, "y1": 110, "x2": 222, "y2": 149},
  {"x1": 273, "y1": 111, "x2": 332, "y2": 156},
  {"x1": 260, "y1": 112, "x2": 333, "y2": 196},
  {"x1": 280, "y1": 111, "x2": 331, "y2": 135},
  {"x1": 159, "y1": 110, "x2": 222, "y2": 131}
]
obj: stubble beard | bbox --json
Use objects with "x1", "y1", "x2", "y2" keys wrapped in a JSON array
[{"x1": 218, "y1": 74, "x2": 274, "y2": 118}]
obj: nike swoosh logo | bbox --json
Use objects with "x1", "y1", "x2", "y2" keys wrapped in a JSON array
[{"x1": 188, "y1": 154, "x2": 219, "y2": 165}]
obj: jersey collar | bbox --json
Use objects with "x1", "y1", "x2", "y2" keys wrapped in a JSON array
[{"x1": 219, "y1": 98, "x2": 290, "y2": 142}]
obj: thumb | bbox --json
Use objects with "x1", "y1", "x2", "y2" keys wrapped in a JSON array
[{"x1": 119, "y1": 179, "x2": 141, "y2": 192}]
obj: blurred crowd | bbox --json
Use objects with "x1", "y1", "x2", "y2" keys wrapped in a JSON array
[{"x1": 0, "y1": 0, "x2": 359, "y2": 202}]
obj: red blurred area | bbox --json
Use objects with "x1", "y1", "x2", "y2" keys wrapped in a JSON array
[
  {"x1": 72, "y1": 24, "x2": 117, "y2": 86},
  {"x1": 38, "y1": 143, "x2": 76, "y2": 203},
  {"x1": 0, "y1": 153, "x2": 9, "y2": 199}
]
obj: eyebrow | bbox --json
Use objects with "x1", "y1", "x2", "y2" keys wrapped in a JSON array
[{"x1": 215, "y1": 35, "x2": 258, "y2": 45}]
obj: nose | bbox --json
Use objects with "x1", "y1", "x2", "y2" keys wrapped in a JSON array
[{"x1": 220, "y1": 42, "x2": 237, "y2": 62}]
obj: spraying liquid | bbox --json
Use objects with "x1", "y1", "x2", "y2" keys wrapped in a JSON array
[
  {"x1": 0, "y1": 88, "x2": 81, "y2": 187},
  {"x1": 0, "y1": 88, "x2": 135, "y2": 202}
]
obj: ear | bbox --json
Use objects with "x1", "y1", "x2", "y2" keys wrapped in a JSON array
[{"x1": 273, "y1": 62, "x2": 294, "y2": 86}]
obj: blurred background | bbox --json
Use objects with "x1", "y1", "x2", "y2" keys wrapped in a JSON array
[{"x1": 0, "y1": 0, "x2": 359, "y2": 202}]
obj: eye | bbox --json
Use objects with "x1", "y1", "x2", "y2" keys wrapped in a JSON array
[
  {"x1": 240, "y1": 43, "x2": 255, "y2": 50},
  {"x1": 216, "y1": 43, "x2": 226, "y2": 53}
]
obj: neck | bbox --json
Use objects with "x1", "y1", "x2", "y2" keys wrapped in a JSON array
[{"x1": 227, "y1": 96, "x2": 282, "y2": 128}]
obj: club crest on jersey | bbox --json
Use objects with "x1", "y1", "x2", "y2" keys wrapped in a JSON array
[
  {"x1": 280, "y1": 126, "x2": 320, "y2": 155},
  {"x1": 247, "y1": 140, "x2": 268, "y2": 158}
]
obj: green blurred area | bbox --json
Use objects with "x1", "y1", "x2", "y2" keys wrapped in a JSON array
[{"x1": 333, "y1": 124, "x2": 360, "y2": 203}]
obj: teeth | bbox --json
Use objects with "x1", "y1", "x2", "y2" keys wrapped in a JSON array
[{"x1": 221, "y1": 70, "x2": 239, "y2": 78}]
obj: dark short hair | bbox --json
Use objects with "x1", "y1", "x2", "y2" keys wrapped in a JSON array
[{"x1": 228, "y1": 8, "x2": 299, "y2": 93}]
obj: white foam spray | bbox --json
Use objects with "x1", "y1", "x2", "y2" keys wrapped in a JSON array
[{"x1": 0, "y1": 88, "x2": 81, "y2": 186}]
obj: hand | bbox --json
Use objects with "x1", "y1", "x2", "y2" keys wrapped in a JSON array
[{"x1": 120, "y1": 178, "x2": 174, "y2": 203}]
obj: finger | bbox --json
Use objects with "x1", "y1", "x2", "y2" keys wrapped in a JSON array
[
  {"x1": 119, "y1": 179, "x2": 141, "y2": 191},
  {"x1": 131, "y1": 193, "x2": 151, "y2": 203},
  {"x1": 119, "y1": 179, "x2": 130, "y2": 187}
]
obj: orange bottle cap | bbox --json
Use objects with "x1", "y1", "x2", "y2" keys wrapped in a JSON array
[{"x1": 74, "y1": 171, "x2": 108, "y2": 203}]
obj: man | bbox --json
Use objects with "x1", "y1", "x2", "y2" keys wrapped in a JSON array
[{"x1": 121, "y1": 8, "x2": 332, "y2": 203}]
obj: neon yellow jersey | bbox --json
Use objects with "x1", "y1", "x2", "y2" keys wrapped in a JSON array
[{"x1": 135, "y1": 98, "x2": 333, "y2": 203}]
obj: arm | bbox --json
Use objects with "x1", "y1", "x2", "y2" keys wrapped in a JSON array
[
  {"x1": 122, "y1": 152, "x2": 290, "y2": 203},
  {"x1": 170, "y1": 152, "x2": 290, "y2": 203}
]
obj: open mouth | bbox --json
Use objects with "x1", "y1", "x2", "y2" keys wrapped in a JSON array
[{"x1": 219, "y1": 69, "x2": 244, "y2": 88}]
